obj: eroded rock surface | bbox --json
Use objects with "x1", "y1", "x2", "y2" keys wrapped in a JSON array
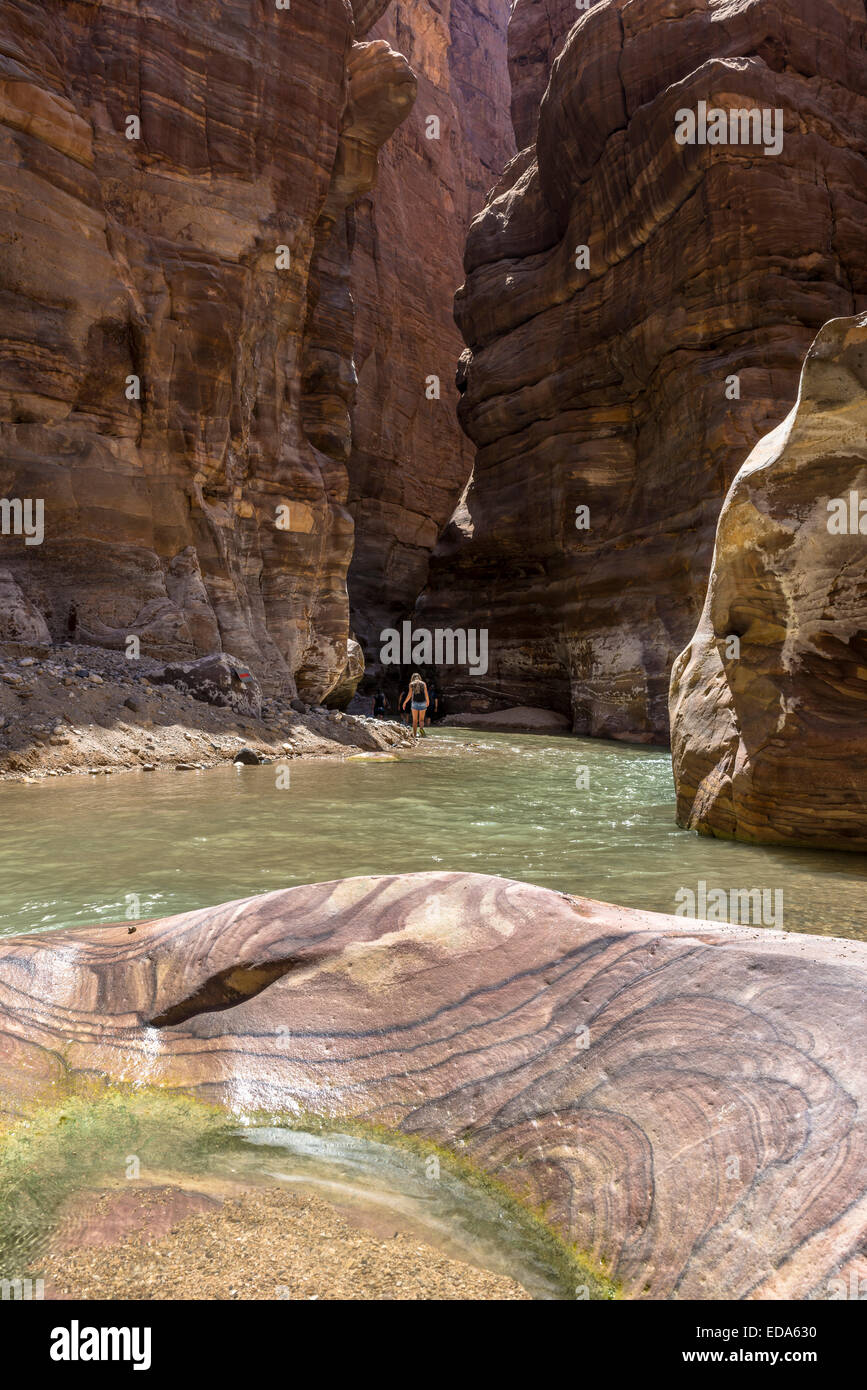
[
  {"x1": 419, "y1": 0, "x2": 867, "y2": 738},
  {"x1": 0, "y1": 0, "x2": 414, "y2": 702},
  {"x1": 1, "y1": 870, "x2": 864, "y2": 1299},
  {"x1": 670, "y1": 313, "x2": 867, "y2": 849}
]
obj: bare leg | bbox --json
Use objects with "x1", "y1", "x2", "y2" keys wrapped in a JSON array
[{"x1": 412, "y1": 709, "x2": 419, "y2": 737}]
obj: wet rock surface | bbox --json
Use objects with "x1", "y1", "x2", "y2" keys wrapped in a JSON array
[{"x1": 0, "y1": 870, "x2": 863, "y2": 1299}]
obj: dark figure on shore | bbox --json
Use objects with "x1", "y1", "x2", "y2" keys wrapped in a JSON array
[
  {"x1": 426, "y1": 681, "x2": 439, "y2": 723},
  {"x1": 373, "y1": 689, "x2": 388, "y2": 719},
  {"x1": 401, "y1": 672, "x2": 429, "y2": 738}
]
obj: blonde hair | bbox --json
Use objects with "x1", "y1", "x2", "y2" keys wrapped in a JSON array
[{"x1": 409, "y1": 672, "x2": 424, "y2": 691}]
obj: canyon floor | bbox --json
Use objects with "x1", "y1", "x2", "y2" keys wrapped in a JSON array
[
  {"x1": 39, "y1": 1184, "x2": 530, "y2": 1302},
  {"x1": 0, "y1": 644, "x2": 411, "y2": 781}
]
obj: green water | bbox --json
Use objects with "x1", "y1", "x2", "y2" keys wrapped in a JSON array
[
  {"x1": 1, "y1": 1090, "x2": 604, "y2": 1299},
  {"x1": 2, "y1": 728, "x2": 865, "y2": 939}
]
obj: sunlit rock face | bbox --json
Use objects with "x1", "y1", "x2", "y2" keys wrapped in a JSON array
[
  {"x1": 346, "y1": 0, "x2": 514, "y2": 669},
  {"x1": 670, "y1": 313, "x2": 867, "y2": 850},
  {"x1": 417, "y1": 0, "x2": 867, "y2": 737},
  {"x1": 0, "y1": 0, "x2": 414, "y2": 701}
]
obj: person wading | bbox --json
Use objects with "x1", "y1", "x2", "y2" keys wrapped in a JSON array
[{"x1": 401, "y1": 672, "x2": 429, "y2": 738}]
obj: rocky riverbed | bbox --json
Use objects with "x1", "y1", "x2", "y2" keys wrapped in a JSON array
[{"x1": 0, "y1": 644, "x2": 410, "y2": 781}]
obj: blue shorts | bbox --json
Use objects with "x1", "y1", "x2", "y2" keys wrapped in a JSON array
[{"x1": 411, "y1": 700, "x2": 426, "y2": 711}]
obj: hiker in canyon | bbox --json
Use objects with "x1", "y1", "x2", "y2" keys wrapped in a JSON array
[{"x1": 402, "y1": 673, "x2": 429, "y2": 738}]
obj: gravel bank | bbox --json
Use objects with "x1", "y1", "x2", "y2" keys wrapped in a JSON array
[{"x1": 0, "y1": 644, "x2": 410, "y2": 780}]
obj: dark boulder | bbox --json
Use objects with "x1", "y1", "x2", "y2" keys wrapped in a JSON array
[
  {"x1": 156, "y1": 654, "x2": 262, "y2": 718},
  {"x1": 232, "y1": 747, "x2": 262, "y2": 765}
]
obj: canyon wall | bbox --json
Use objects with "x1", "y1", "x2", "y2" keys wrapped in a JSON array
[
  {"x1": 346, "y1": 0, "x2": 514, "y2": 666},
  {"x1": 0, "y1": 0, "x2": 414, "y2": 701},
  {"x1": 670, "y1": 313, "x2": 867, "y2": 851},
  {"x1": 418, "y1": 0, "x2": 867, "y2": 738}
]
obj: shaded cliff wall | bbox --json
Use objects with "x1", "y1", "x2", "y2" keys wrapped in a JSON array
[
  {"x1": 0, "y1": 0, "x2": 414, "y2": 701},
  {"x1": 346, "y1": 0, "x2": 514, "y2": 667},
  {"x1": 418, "y1": 0, "x2": 867, "y2": 738}
]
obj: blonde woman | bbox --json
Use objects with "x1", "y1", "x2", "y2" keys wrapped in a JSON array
[{"x1": 401, "y1": 672, "x2": 429, "y2": 738}]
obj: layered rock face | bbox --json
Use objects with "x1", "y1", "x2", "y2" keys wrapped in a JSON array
[
  {"x1": 0, "y1": 0, "x2": 414, "y2": 701},
  {"x1": 670, "y1": 314, "x2": 867, "y2": 850},
  {"x1": 418, "y1": 0, "x2": 867, "y2": 737},
  {"x1": 1, "y1": 871, "x2": 864, "y2": 1299},
  {"x1": 346, "y1": 0, "x2": 514, "y2": 666}
]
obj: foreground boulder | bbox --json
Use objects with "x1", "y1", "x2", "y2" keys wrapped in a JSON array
[
  {"x1": 670, "y1": 314, "x2": 867, "y2": 849},
  {"x1": 0, "y1": 871, "x2": 863, "y2": 1299},
  {"x1": 157, "y1": 654, "x2": 263, "y2": 719}
]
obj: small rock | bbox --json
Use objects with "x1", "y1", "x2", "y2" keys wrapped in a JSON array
[{"x1": 233, "y1": 747, "x2": 262, "y2": 765}]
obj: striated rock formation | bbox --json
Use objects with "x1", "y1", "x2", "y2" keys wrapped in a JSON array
[
  {"x1": 507, "y1": 0, "x2": 593, "y2": 150},
  {"x1": 418, "y1": 0, "x2": 867, "y2": 739},
  {"x1": 670, "y1": 313, "x2": 867, "y2": 850},
  {"x1": 346, "y1": 0, "x2": 514, "y2": 667},
  {"x1": 0, "y1": 0, "x2": 415, "y2": 701},
  {"x1": 1, "y1": 871, "x2": 865, "y2": 1299}
]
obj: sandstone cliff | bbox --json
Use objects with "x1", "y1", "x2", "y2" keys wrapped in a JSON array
[
  {"x1": 418, "y1": 0, "x2": 867, "y2": 737},
  {"x1": 0, "y1": 0, "x2": 414, "y2": 701},
  {"x1": 670, "y1": 313, "x2": 867, "y2": 850},
  {"x1": 346, "y1": 0, "x2": 514, "y2": 665}
]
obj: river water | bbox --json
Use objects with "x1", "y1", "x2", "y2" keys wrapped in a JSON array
[{"x1": 2, "y1": 728, "x2": 865, "y2": 939}]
